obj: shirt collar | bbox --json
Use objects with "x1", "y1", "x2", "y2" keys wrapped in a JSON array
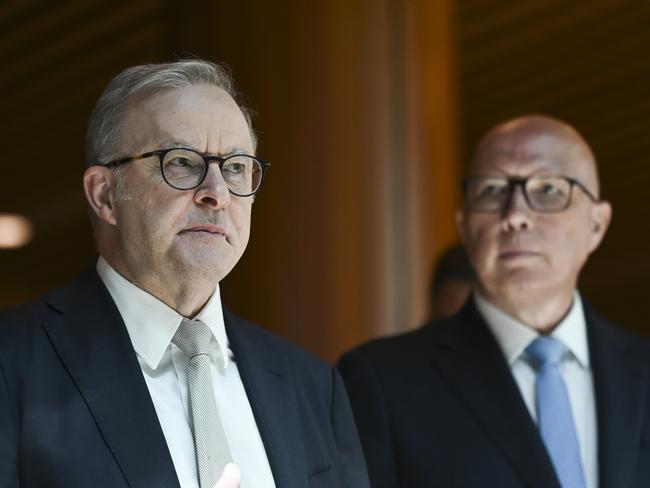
[
  {"x1": 474, "y1": 291, "x2": 590, "y2": 368},
  {"x1": 96, "y1": 256, "x2": 231, "y2": 370}
]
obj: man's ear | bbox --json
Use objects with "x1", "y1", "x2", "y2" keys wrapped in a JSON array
[
  {"x1": 587, "y1": 200, "x2": 612, "y2": 253},
  {"x1": 83, "y1": 166, "x2": 118, "y2": 226}
]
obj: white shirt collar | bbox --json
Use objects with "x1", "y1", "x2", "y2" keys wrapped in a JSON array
[
  {"x1": 96, "y1": 256, "x2": 231, "y2": 371},
  {"x1": 474, "y1": 291, "x2": 590, "y2": 368}
]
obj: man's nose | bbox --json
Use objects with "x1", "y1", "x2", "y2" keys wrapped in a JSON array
[
  {"x1": 194, "y1": 164, "x2": 231, "y2": 209},
  {"x1": 501, "y1": 185, "x2": 533, "y2": 232}
]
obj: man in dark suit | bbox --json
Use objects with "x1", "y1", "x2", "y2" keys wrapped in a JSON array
[
  {"x1": 0, "y1": 60, "x2": 369, "y2": 488},
  {"x1": 339, "y1": 115, "x2": 650, "y2": 488}
]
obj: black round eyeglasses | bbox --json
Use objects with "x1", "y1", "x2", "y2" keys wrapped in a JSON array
[{"x1": 102, "y1": 147, "x2": 271, "y2": 197}]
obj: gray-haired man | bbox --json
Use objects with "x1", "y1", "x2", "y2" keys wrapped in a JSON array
[{"x1": 0, "y1": 60, "x2": 369, "y2": 488}]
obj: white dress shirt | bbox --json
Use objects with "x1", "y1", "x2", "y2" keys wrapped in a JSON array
[
  {"x1": 474, "y1": 292, "x2": 598, "y2": 488},
  {"x1": 97, "y1": 257, "x2": 276, "y2": 488}
]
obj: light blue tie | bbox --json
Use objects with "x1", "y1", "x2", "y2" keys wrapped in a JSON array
[{"x1": 526, "y1": 337, "x2": 587, "y2": 488}]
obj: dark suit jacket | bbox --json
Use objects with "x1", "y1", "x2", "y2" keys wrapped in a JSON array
[
  {"x1": 338, "y1": 299, "x2": 650, "y2": 488},
  {"x1": 0, "y1": 265, "x2": 369, "y2": 488}
]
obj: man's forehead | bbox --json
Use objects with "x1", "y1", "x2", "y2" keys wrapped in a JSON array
[
  {"x1": 469, "y1": 129, "x2": 595, "y2": 181},
  {"x1": 156, "y1": 137, "x2": 251, "y2": 156},
  {"x1": 120, "y1": 85, "x2": 253, "y2": 154}
]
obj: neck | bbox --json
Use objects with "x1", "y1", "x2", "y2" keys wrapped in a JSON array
[
  {"x1": 478, "y1": 285, "x2": 575, "y2": 333},
  {"x1": 102, "y1": 254, "x2": 215, "y2": 317},
  {"x1": 147, "y1": 281, "x2": 214, "y2": 317}
]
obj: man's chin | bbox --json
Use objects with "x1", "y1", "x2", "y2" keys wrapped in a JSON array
[
  {"x1": 481, "y1": 267, "x2": 545, "y2": 294},
  {"x1": 499, "y1": 275, "x2": 552, "y2": 299},
  {"x1": 171, "y1": 251, "x2": 231, "y2": 279}
]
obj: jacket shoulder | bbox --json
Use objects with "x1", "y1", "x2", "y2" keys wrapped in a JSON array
[
  {"x1": 587, "y1": 307, "x2": 650, "y2": 358},
  {"x1": 0, "y1": 263, "x2": 100, "y2": 334},
  {"x1": 0, "y1": 293, "x2": 56, "y2": 341},
  {"x1": 340, "y1": 316, "x2": 452, "y2": 366}
]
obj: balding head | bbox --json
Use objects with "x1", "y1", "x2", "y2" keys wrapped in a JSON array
[
  {"x1": 457, "y1": 114, "x2": 612, "y2": 331},
  {"x1": 470, "y1": 115, "x2": 600, "y2": 197}
]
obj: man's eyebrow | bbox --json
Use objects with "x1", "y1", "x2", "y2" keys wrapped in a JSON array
[
  {"x1": 156, "y1": 140, "x2": 253, "y2": 156},
  {"x1": 157, "y1": 139, "x2": 196, "y2": 150},
  {"x1": 205, "y1": 147, "x2": 255, "y2": 157},
  {"x1": 225, "y1": 147, "x2": 253, "y2": 156}
]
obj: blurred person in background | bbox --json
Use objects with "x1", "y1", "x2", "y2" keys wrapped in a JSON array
[
  {"x1": 429, "y1": 244, "x2": 475, "y2": 320},
  {"x1": 0, "y1": 59, "x2": 369, "y2": 488},
  {"x1": 339, "y1": 115, "x2": 650, "y2": 488}
]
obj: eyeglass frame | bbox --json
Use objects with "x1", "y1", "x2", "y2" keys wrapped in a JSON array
[
  {"x1": 461, "y1": 175, "x2": 600, "y2": 213},
  {"x1": 100, "y1": 147, "x2": 271, "y2": 197}
]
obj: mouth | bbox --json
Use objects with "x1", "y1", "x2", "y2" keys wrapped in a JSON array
[
  {"x1": 179, "y1": 225, "x2": 227, "y2": 237},
  {"x1": 498, "y1": 249, "x2": 541, "y2": 259}
]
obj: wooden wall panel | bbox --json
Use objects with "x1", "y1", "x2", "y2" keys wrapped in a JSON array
[{"x1": 204, "y1": 0, "x2": 461, "y2": 357}]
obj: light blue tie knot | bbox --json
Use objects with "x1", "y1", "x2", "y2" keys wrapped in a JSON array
[
  {"x1": 525, "y1": 336, "x2": 586, "y2": 488},
  {"x1": 526, "y1": 336, "x2": 568, "y2": 368}
]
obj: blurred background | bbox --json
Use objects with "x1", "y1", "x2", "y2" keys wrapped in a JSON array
[{"x1": 1, "y1": 0, "x2": 649, "y2": 362}]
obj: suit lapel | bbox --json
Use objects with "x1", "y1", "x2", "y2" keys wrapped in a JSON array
[
  {"x1": 224, "y1": 310, "x2": 307, "y2": 488},
  {"x1": 587, "y1": 309, "x2": 648, "y2": 488},
  {"x1": 432, "y1": 302, "x2": 561, "y2": 488},
  {"x1": 43, "y1": 266, "x2": 180, "y2": 488}
]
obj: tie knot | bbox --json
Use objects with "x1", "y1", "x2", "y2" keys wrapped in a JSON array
[
  {"x1": 525, "y1": 336, "x2": 568, "y2": 368},
  {"x1": 173, "y1": 318, "x2": 213, "y2": 357}
]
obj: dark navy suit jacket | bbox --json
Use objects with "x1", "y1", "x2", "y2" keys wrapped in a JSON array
[
  {"x1": 0, "y1": 265, "x2": 369, "y2": 488},
  {"x1": 339, "y1": 299, "x2": 650, "y2": 488}
]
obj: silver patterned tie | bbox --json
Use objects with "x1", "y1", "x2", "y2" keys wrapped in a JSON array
[{"x1": 173, "y1": 318, "x2": 232, "y2": 487}]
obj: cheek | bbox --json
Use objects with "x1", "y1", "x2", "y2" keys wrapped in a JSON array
[
  {"x1": 230, "y1": 201, "x2": 252, "y2": 237},
  {"x1": 534, "y1": 214, "x2": 592, "y2": 282},
  {"x1": 119, "y1": 208, "x2": 160, "y2": 252},
  {"x1": 551, "y1": 222, "x2": 591, "y2": 266},
  {"x1": 124, "y1": 195, "x2": 183, "y2": 245},
  {"x1": 465, "y1": 219, "x2": 500, "y2": 266}
]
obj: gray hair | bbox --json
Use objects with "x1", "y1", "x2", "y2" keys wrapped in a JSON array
[{"x1": 85, "y1": 59, "x2": 256, "y2": 166}]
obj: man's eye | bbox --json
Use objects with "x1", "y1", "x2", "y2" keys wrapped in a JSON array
[
  {"x1": 532, "y1": 182, "x2": 567, "y2": 198},
  {"x1": 168, "y1": 157, "x2": 192, "y2": 167},
  {"x1": 540, "y1": 184, "x2": 560, "y2": 195},
  {"x1": 479, "y1": 184, "x2": 506, "y2": 197},
  {"x1": 224, "y1": 162, "x2": 246, "y2": 174}
]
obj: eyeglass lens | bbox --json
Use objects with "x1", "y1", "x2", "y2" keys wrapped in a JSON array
[
  {"x1": 161, "y1": 149, "x2": 262, "y2": 194},
  {"x1": 466, "y1": 177, "x2": 572, "y2": 212}
]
